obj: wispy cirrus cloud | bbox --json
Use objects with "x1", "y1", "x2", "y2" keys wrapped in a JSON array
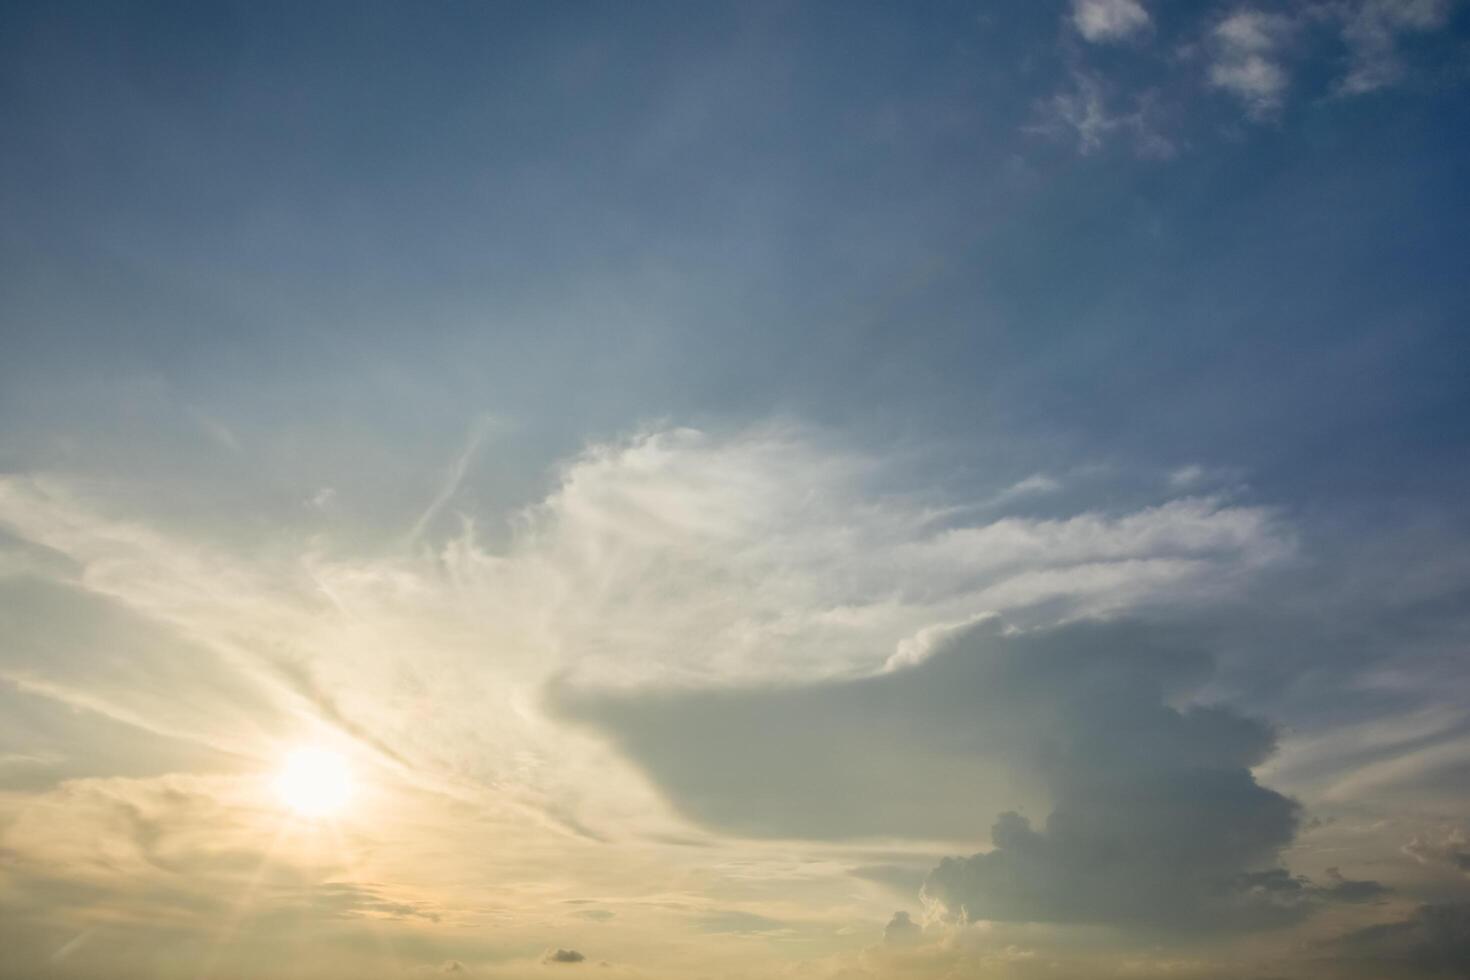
[
  {"x1": 1334, "y1": 0, "x2": 1455, "y2": 93},
  {"x1": 1030, "y1": 70, "x2": 1176, "y2": 157},
  {"x1": 0, "y1": 428, "x2": 1291, "y2": 839}
]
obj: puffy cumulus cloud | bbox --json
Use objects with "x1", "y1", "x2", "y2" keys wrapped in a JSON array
[
  {"x1": 882, "y1": 911, "x2": 923, "y2": 946},
  {"x1": 1221, "y1": 1, "x2": 1458, "y2": 106},
  {"x1": 1024, "y1": 0, "x2": 1463, "y2": 154},
  {"x1": 555, "y1": 618, "x2": 1285, "y2": 842},
  {"x1": 909, "y1": 626, "x2": 1394, "y2": 936},
  {"x1": 926, "y1": 806, "x2": 1307, "y2": 935},
  {"x1": 1208, "y1": 9, "x2": 1296, "y2": 115},
  {"x1": 1071, "y1": 0, "x2": 1152, "y2": 43},
  {"x1": 1076, "y1": 0, "x2": 1459, "y2": 129},
  {"x1": 544, "y1": 947, "x2": 587, "y2": 963}
]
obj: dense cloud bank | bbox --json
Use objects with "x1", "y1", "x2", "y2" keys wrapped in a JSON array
[
  {"x1": 554, "y1": 618, "x2": 1272, "y2": 838},
  {"x1": 1334, "y1": 903, "x2": 1470, "y2": 976},
  {"x1": 561, "y1": 618, "x2": 1387, "y2": 935}
]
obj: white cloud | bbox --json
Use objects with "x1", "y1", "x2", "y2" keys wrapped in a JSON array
[
  {"x1": 0, "y1": 428, "x2": 1459, "y2": 976},
  {"x1": 0, "y1": 428, "x2": 1290, "y2": 841},
  {"x1": 990, "y1": 473, "x2": 1061, "y2": 505},
  {"x1": 1209, "y1": 10, "x2": 1296, "y2": 115},
  {"x1": 1168, "y1": 464, "x2": 1208, "y2": 489},
  {"x1": 1071, "y1": 0, "x2": 1152, "y2": 43},
  {"x1": 1404, "y1": 826, "x2": 1470, "y2": 873},
  {"x1": 1336, "y1": 0, "x2": 1453, "y2": 94},
  {"x1": 1040, "y1": 72, "x2": 1116, "y2": 154}
]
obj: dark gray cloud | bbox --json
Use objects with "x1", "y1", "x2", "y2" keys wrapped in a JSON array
[
  {"x1": 1333, "y1": 903, "x2": 1470, "y2": 977},
  {"x1": 882, "y1": 910, "x2": 922, "y2": 946},
  {"x1": 558, "y1": 618, "x2": 1395, "y2": 937},
  {"x1": 925, "y1": 822, "x2": 1390, "y2": 936},
  {"x1": 552, "y1": 618, "x2": 1250, "y2": 840},
  {"x1": 1323, "y1": 867, "x2": 1392, "y2": 904},
  {"x1": 543, "y1": 948, "x2": 586, "y2": 964},
  {"x1": 922, "y1": 788, "x2": 1310, "y2": 935}
]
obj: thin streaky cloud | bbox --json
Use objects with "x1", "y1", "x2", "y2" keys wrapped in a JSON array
[{"x1": 406, "y1": 415, "x2": 499, "y2": 546}]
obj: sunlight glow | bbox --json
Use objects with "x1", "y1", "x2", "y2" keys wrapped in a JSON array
[{"x1": 274, "y1": 747, "x2": 353, "y2": 818}]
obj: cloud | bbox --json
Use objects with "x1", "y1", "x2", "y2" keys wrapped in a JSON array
[
  {"x1": 987, "y1": 473, "x2": 1062, "y2": 508},
  {"x1": 560, "y1": 607, "x2": 1402, "y2": 939},
  {"x1": 543, "y1": 948, "x2": 586, "y2": 964},
  {"x1": 1168, "y1": 464, "x2": 1208, "y2": 489},
  {"x1": 1405, "y1": 827, "x2": 1470, "y2": 874},
  {"x1": 1332, "y1": 903, "x2": 1470, "y2": 975},
  {"x1": 0, "y1": 770, "x2": 452, "y2": 944},
  {"x1": 442, "y1": 428, "x2": 1279, "y2": 692},
  {"x1": 903, "y1": 623, "x2": 1396, "y2": 937},
  {"x1": 1071, "y1": 0, "x2": 1152, "y2": 43},
  {"x1": 0, "y1": 430, "x2": 1287, "y2": 702},
  {"x1": 851, "y1": 864, "x2": 932, "y2": 895},
  {"x1": 882, "y1": 911, "x2": 922, "y2": 946},
  {"x1": 1032, "y1": 72, "x2": 1176, "y2": 158},
  {"x1": 406, "y1": 414, "x2": 500, "y2": 545},
  {"x1": 307, "y1": 881, "x2": 443, "y2": 923},
  {"x1": 1335, "y1": 0, "x2": 1453, "y2": 94},
  {"x1": 694, "y1": 909, "x2": 789, "y2": 935},
  {"x1": 1051, "y1": 0, "x2": 1458, "y2": 136},
  {"x1": 905, "y1": 625, "x2": 1394, "y2": 937},
  {"x1": 911, "y1": 652, "x2": 1317, "y2": 934},
  {"x1": 1322, "y1": 866, "x2": 1392, "y2": 903},
  {"x1": 555, "y1": 618, "x2": 1285, "y2": 842},
  {"x1": 0, "y1": 428, "x2": 1296, "y2": 935},
  {"x1": 1208, "y1": 10, "x2": 1296, "y2": 116}
]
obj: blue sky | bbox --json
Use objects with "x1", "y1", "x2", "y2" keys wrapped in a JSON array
[{"x1": 2, "y1": 3, "x2": 1469, "y2": 979}]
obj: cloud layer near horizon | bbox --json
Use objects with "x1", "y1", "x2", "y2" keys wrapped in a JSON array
[
  {"x1": 0, "y1": 427, "x2": 1464, "y2": 979},
  {"x1": 558, "y1": 616, "x2": 1387, "y2": 938}
]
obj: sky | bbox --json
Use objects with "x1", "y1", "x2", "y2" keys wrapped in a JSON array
[{"x1": 1, "y1": 1, "x2": 1469, "y2": 978}]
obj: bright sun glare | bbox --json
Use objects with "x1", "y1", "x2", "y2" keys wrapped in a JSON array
[{"x1": 274, "y1": 747, "x2": 353, "y2": 818}]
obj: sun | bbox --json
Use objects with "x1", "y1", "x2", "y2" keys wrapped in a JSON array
[{"x1": 274, "y1": 746, "x2": 353, "y2": 818}]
